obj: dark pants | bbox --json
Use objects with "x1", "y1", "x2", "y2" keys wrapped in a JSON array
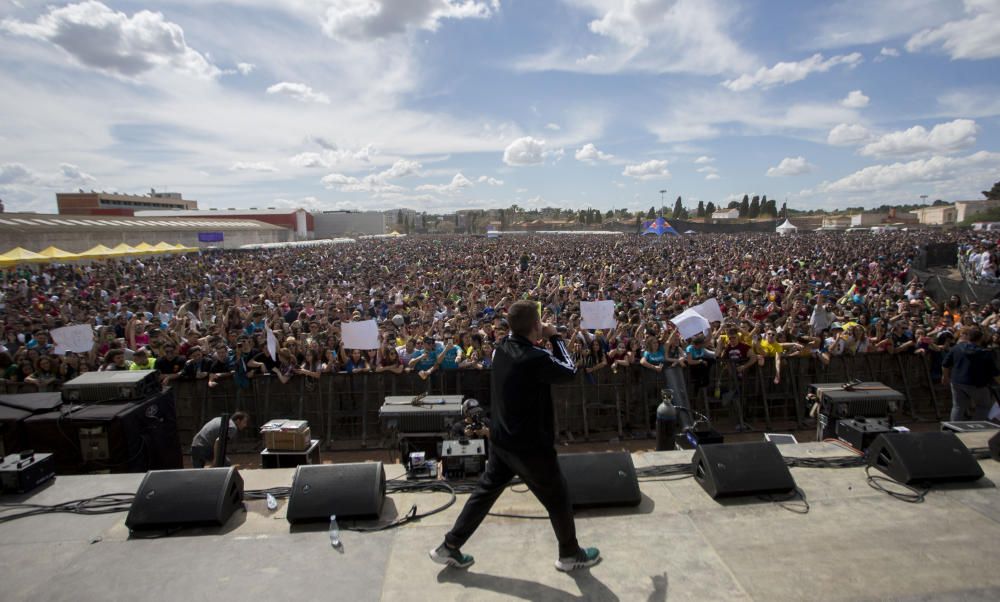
[
  {"x1": 190, "y1": 445, "x2": 229, "y2": 468},
  {"x1": 445, "y1": 444, "x2": 579, "y2": 558}
]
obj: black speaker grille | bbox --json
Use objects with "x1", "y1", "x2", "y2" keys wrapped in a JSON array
[
  {"x1": 286, "y1": 462, "x2": 386, "y2": 523},
  {"x1": 125, "y1": 467, "x2": 243, "y2": 530}
]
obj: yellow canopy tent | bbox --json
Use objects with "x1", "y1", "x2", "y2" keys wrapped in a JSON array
[
  {"x1": 110, "y1": 243, "x2": 142, "y2": 256},
  {"x1": 38, "y1": 246, "x2": 79, "y2": 261},
  {"x1": 171, "y1": 243, "x2": 197, "y2": 253},
  {"x1": 0, "y1": 247, "x2": 48, "y2": 265},
  {"x1": 133, "y1": 242, "x2": 157, "y2": 254},
  {"x1": 76, "y1": 244, "x2": 118, "y2": 259},
  {"x1": 152, "y1": 242, "x2": 178, "y2": 253}
]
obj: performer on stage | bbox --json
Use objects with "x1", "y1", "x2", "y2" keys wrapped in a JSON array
[{"x1": 430, "y1": 300, "x2": 601, "y2": 572}]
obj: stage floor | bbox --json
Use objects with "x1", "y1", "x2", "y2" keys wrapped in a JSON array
[{"x1": 2, "y1": 433, "x2": 999, "y2": 602}]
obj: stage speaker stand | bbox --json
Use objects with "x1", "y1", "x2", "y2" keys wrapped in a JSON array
[
  {"x1": 557, "y1": 451, "x2": 641, "y2": 508},
  {"x1": 125, "y1": 467, "x2": 243, "y2": 530},
  {"x1": 692, "y1": 441, "x2": 796, "y2": 499},
  {"x1": 867, "y1": 432, "x2": 984, "y2": 485},
  {"x1": 286, "y1": 462, "x2": 386, "y2": 523}
]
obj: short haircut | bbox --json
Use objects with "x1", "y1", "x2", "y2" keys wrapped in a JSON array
[
  {"x1": 966, "y1": 326, "x2": 984, "y2": 344},
  {"x1": 508, "y1": 300, "x2": 540, "y2": 337},
  {"x1": 232, "y1": 411, "x2": 249, "y2": 423}
]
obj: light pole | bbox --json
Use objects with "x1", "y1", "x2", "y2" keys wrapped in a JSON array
[
  {"x1": 659, "y1": 189, "x2": 666, "y2": 215},
  {"x1": 920, "y1": 194, "x2": 928, "y2": 205}
]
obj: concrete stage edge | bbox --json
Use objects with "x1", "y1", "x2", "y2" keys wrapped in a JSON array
[{"x1": 2, "y1": 433, "x2": 999, "y2": 602}]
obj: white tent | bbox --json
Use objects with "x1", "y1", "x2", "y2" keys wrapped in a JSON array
[{"x1": 775, "y1": 219, "x2": 798, "y2": 236}]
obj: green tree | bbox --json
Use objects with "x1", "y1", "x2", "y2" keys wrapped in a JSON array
[
  {"x1": 672, "y1": 196, "x2": 683, "y2": 218},
  {"x1": 982, "y1": 181, "x2": 1000, "y2": 200},
  {"x1": 696, "y1": 200, "x2": 705, "y2": 218},
  {"x1": 706, "y1": 201, "x2": 717, "y2": 216},
  {"x1": 749, "y1": 196, "x2": 760, "y2": 218},
  {"x1": 780, "y1": 202, "x2": 787, "y2": 218},
  {"x1": 646, "y1": 206, "x2": 656, "y2": 219},
  {"x1": 605, "y1": 209, "x2": 613, "y2": 219},
  {"x1": 739, "y1": 194, "x2": 750, "y2": 217}
]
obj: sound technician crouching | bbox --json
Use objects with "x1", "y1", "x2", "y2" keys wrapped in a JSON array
[{"x1": 190, "y1": 411, "x2": 251, "y2": 468}]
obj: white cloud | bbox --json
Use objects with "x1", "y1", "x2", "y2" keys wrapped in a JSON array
[
  {"x1": 906, "y1": 0, "x2": 1000, "y2": 60},
  {"x1": 230, "y1": 161, "x2": 278, "y2": 172},
  {"x1": 622, "y1": 159, "x2": 670, "y2": 180},
  {"x1": 827, "y1": 123, "x2": 871, "y2": 146},
  {"x1": 416, "y1": 172, "x2": 474, "y2": 194},
  {"x1": 881, "y1": 47, "x2": 900, "y2": 57},
  {"x1": 697, "y1": 166, "x2": 718, "y2": 174},
  {"x1": 0, "y1": 1, "x2": 220, "y2": 79},
  {"x1": 289, "y1": 152, "x2": 328, "y2": 168},
  {"x1": 766, "y1": 156, "x2": 814, "y2": 177},
  {"x1": 236, "y1": 62, "x2": 256, "y2": 75},
  {"x1": 321, "y1": 159, "x2": 422, "y2": 193},
  {"x1": 574, "y1": 143, "x2": 614, "y2": 164},
  {"x1": 320, "y1": 0, "x2": 499, "y2": 40},
  {"x1": 59, "y1": 163, "x2": 96, "y2": 182},
  {"x1": 694, "y1": 155, "x2": 715, "y2": 164},
  {"x1": 705, "y1": 173, "x2": 720, "y2": 181},
  {"x1": 544, "y1": 123, "x2": 561, "y2": 131},
  {"x1": 266, "y1": 82, "x2": 331, "y2": 104},
  {"x1": 723, "y1": 52, "x2": 862, "y2": 91},
  {"x1": 841, "y1": 90, "x2": 870, "y2": 108},
  {"x1": 650, "y1": 90, "x2": 862, "y2": 144},
  {"x1": 860, "y1": 119, "x2": 978, "y2": 157},
  {"x1": 517, "y1": 0, "x2": 756, "y2": 76},
  {"x1": 819, "y1": 150, "x2": 1000, "y2": 193},
  {"x1": 808, "y1": 1, "x2": 964, "y2": 49},
  {"x1": 503, "y1": 136, "x2": 546, "y2": 166},
  {"x1": 0, "y1": 163, "x2": 36, "y2": 185},
  {"x1": 288, "y1": 143, "x2": 379, "y2": 170},
  {"x1": 477, "y1": 175, "x2": 504, "y2": 186}
]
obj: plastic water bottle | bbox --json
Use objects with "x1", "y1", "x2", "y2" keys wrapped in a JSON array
[
  {"x1": 265, "y1": 493, "x2": 278, "y2": 511},
  {"x1": 329, "y1": 515, "x2": 341, "y2": 548}
]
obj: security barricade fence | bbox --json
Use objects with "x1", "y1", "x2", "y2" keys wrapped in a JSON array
[{"x1": 2, "y1": 350, "x2": 989, "y2": 454}]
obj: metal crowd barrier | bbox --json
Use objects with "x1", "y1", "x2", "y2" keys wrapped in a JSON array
[{"x1": 161, "y1": 350, "x2": 965, "y2": 451}]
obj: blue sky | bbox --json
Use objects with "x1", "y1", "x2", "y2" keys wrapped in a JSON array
[{"x1": 1, "y1": 0, "x2": 998, "y2": 214}]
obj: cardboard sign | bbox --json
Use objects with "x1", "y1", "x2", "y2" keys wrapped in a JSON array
[
  {"x1": 342, "y1": 319, "x2": 379, "y2": 350},
  {"x1": 580, "y1": 301, "x2": 617, "y2": 330},
  {"x1": 51, "y1": 324, "x2": 94, "y2": 355},
  {"x1": 670, "y1": 309, "x2": 711, "y2": 340}
]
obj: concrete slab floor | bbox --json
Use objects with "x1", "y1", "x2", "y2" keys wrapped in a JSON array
[{"x1": 0, "y1": 435, "x2": 997, "y2": 601}]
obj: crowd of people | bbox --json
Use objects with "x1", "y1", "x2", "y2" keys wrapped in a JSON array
[{"x1": 1, "y1": 230, "x2": 999, "y2": 416}]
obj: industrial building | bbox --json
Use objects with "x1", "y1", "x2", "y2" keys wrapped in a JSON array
[
  {"x1": 0, "y1": 213, "x2": 289, "y2": 252},
  {"x1": 312, "y1": 211, "x2": 387, "y2": 237},
  {"x1": 136, "y1": 208, "x2": 313, "y2": 239},
  {"x1": 57, "y1": 190, "x2": 197, "y2": 215}
]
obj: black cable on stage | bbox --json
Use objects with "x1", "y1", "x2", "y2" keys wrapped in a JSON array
[
  {"x1": 0, "y1": 493, "x2": 135, "y2": 524},
  {"x1": 783, "y1": 455, "x2": 868, "y2": 469},
  {"x1": 758, "y1": 487, "x2": 810, "y2": 514},
  {"x1": 864, "y1": 466, "x2": 928, "y2": 503},
  {"x1": 337, "y1": 481, "x2": 458, "y2": 532},
  {"x1": 243, "y1": 487, "x2": 292, "y2": 500}
]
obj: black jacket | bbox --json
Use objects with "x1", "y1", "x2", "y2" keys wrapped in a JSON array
[{"x1": 490, "y1": 334, "x2": 576, "y2": 451}]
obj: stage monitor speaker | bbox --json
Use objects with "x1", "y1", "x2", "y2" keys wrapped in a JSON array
[
  {"x1": 867, "y1": 432, "x2": 984, "y2": 485},
  {"x1": 286, "y1": 462, "x2": 386, "y2": 523},
  {"x1": 990, "y1": 431, "x2": 1000, "y2": 462},
  {"x1": 558, "y1": 452, "x2": 641, "y2": 508},
  {"x1": 125, "y1": 467, "x2": 243, "y2": 530},
  {"x1": 692, "y1": 441, "x2": 795, "y2": 499}
]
